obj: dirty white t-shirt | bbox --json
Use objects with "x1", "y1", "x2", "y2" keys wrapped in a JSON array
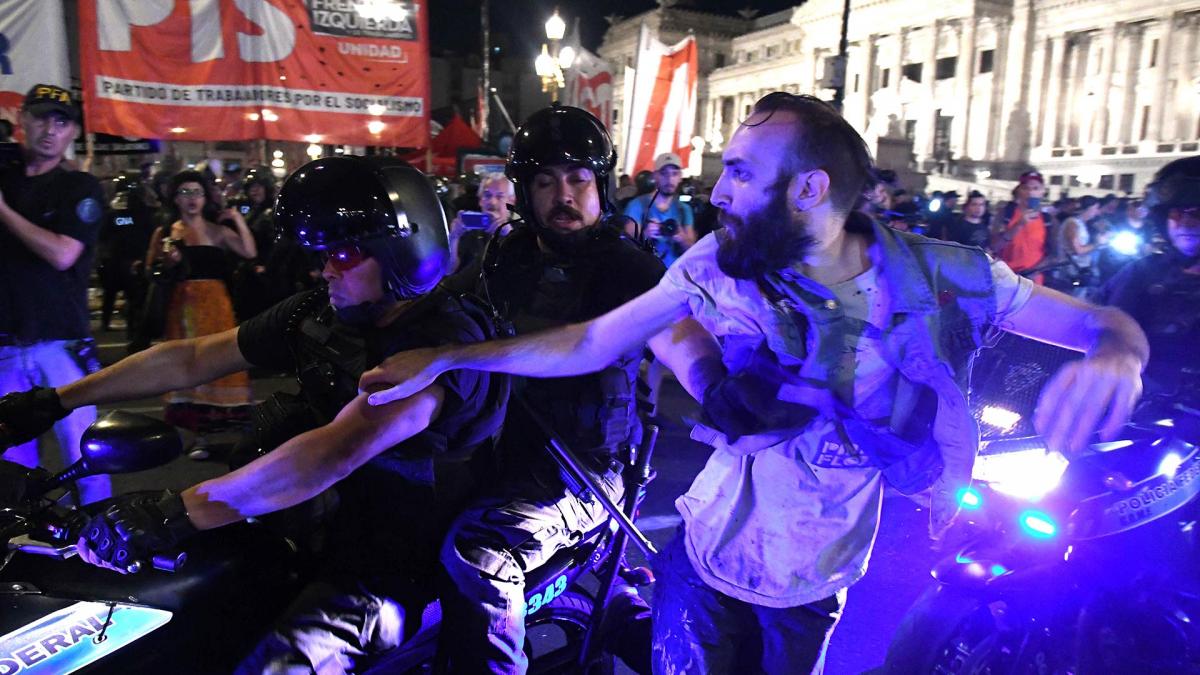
[{"x1": 660, "y1": 233, "x2": 1031, "y2": 607}]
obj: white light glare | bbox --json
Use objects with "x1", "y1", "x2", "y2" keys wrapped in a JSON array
[
  {"x1": 306, "y1": 144, "x2": 323, "y2": 159},
  {"x1": 354, "y1": 1, "x2": 409, "y2": 22},
  {"x1": 1158, "y1": 452, "x2": 1184, "y2": 479},
  {"x1": 980, "y1": 405, "x2": 1022, "y2": 432},
  {"x1": 558, "y1": 46, "x2": 576, "y2": 70},
  {"x1": 367, "y1": 103, "x2": 387, "y2": 117},
  {"x1": 367, "y1": 120, "x2": 386, "y2": 135},
  {"x1": 1110, "y1": 230, "x2": 1143, "y2": 256},
  {"x1": 973, "y1": 449, "x2": 1069, "y2": 502}
]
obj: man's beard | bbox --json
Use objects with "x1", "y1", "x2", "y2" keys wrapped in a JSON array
[
  {"x1": 535, "y1": 203, "x2": 597, "y2": 255},
  {"x1": 716, "y1": 186, "x2": 815, "y2": 279}
]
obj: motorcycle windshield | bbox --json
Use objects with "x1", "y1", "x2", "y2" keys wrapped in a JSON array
[{"x1": 0, "y1": 601, "x2": 171, "y2": 674}]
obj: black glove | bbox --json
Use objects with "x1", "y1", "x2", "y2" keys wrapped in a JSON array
[
  {"x1": 78, "y1": 491, "x2": 197, "y2": 573},
  {"x1": 0, "y1": 387, "x2": 70, "y2": 448},
  {"x1": 0, "y1": 459, "x2": 49, "y2": 505}
]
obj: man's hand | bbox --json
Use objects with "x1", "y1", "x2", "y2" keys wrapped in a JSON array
[
  {"x1": 359, "y1": 347, "x2": 446, "y2": 406},
  {"x1": 643, "y1": 219, "x2": 662, "y2": 239},
  {"x1": 1034, "y1": 353, "x2": 1142, "y2": 454},
  {"x1": 929, "y1": 473, "x2": 965, "y2": 541},
  {"x1": 77, "y1": 491, "x2": 196, "y2": 574},
  {"x1": 0, "y1": 387, "x2": 70, "y2": 448}
]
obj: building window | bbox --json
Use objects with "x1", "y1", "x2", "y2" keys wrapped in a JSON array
[
  {"x1": 1098, "y1": 174, "x2": 1114, "y2": 190},
  {"x1": 747, "y1": 50, "x2": 756, "y2": 63},
  {"x1": 1119, "y1": 174, "x2": 1135, "y2": 193},
  {"x1": 1140, "y1": 105, "x2": 1151, "y2": 140},
  {"x1": 902, "y1": 63, "x2": 923, "y2": 83},
  {"x1": 904, "y1": 119, "x2": 917, "y2": 141},
  {"x1": 1149, "y1": 38, "x2": 1159, "y2": 68},
  {"x1": 1049, "y1": 175, "x2": 1064, "y2": 186},
  {"x1": 714, "y1": 53, "x2": 726, "y2": 68},
  {"x1": 935, "y1": 56, "x2": 957, "y2": 80},
  {"x1": 766, "y1": 45, "x2": 778, "y2": 58},
  {"x1": 880, "y1": 67, "x2": 891, "y2": 88},
  {"x1": 854, "y1": 73, "x2": 860, "y2": 93},
  {"x1": 979, "y1": 49, "x2": 994, "y2": 74}
]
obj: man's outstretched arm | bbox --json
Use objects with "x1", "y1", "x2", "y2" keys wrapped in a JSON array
[
  {"x1": 57, "y1": 328, "x2": 250, "y2": 410},
  {"x1": 181, "y1": 386, "x2": 443, "y2": 529},
  {"x1": 1001, "y1": 284, "x2": 1149, "y2": 453},
  {"x1": 360, "y1": 285, "x2": 692, "y2": 405}
]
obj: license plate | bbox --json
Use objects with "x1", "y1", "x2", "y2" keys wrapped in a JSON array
[{"x1": 0, "y1": 601, "x2": 171, "y2": 674}]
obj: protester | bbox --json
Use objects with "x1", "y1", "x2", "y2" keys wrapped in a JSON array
[
  {"x1": 360, "y1": 92, "x2": 1147, "y2": 674},
  {"x1": 148, "y1": 170, "x2": 256, "y2": 455},
  {"x1": 991, "y1": 170, "x2": 1049, "y2": 283},
  {"x1": 943, "y1": 190, "x2": 990, "y2": 248}
]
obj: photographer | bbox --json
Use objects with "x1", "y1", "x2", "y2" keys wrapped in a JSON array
[
  {"x1": 448, "y1": 171, "x2": 514, "y2": 273},
  {"x1": 623, "y1": 152, "x2": 697, "y2": 266},
  {"x1": 0, "y1": 85, "x2": 108, "y2": 504}
]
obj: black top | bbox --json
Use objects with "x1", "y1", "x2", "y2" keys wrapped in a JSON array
[
  {"x1": 181, "y1": 245, "x2": 229, "y2": 281},
  {"x1": 944, "y1": 216, "x2": 990, "y2": 249},
  {"x1": 237, "y1": 289, "x2": 508, "y2": 573},
  {"x1": 448, "y1": 224, "x2": 664, "y2": 475},
  {"x1": 1101, "y1": 252, "x2": 1200, "y2": 394},
  {"x1": 0, "y1": 164, "x2": 104, "y2": 342}
]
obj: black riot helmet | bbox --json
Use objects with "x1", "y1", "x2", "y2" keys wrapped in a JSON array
[
  {"x1": 1145, "y1": 156, "x2": 1200, "y2": 226},
  {"x1": 505, "y1": 105, "x2": 618, "y2": 223},
  {"x1": 275, "y1": 156, "x2": 449, "y2": 303}
]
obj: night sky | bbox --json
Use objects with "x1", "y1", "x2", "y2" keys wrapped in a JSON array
[{"x1": 429, "y1": 0, "x2": 800, "y2": 58}]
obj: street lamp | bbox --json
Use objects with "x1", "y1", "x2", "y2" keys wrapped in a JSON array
[{"x1": 535, "y1": 10, "x2": 574, "y2": 101}]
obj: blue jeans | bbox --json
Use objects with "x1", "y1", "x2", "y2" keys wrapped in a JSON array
[
  {"x1": 0, "y1": 341, "x2": 108, "y2": 504},
  {"x1": 437, "y1": 468, "x2": 624, "y2": 674},
  {"x1": 651, "y1": 533, "x2": 844, "y2": 675}
]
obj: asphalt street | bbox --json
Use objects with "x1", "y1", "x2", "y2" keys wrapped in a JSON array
[{"x1": 24, "y1": 322, "x2": 945, "y2": 674}]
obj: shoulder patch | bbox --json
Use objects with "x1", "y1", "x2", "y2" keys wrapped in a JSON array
[{"x1": 76, "y1": 197, "x2": 102, "y2": 225}]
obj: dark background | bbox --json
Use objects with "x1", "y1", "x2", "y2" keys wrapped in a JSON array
[{"x1": 429, "y1": 0, "x2": 799, "y2": 56}]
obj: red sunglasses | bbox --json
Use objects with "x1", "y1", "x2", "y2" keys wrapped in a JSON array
[{"x1": 321, "y1": 243, "x2": 369, "y2": 272}]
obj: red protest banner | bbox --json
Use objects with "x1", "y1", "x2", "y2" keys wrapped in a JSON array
[{"x1": 78, "y1": 1, "x2": 430, "y2": 147}]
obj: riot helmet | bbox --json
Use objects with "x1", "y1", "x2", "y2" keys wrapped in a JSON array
[
  {"x1": 275, "y1": 156, "x2": 449, "y2": 307},
  {"x1": 243, "y1": 166, "x2": 275, "y2": 205},
  {"x1": 1146, "y1": 156, "x2": 1200, "y2": 263},
  {"x1": 505, "y1": 105, "x2": 618, "y2": 223}
]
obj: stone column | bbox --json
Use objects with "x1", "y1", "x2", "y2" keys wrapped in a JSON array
[
  {"x1": 953, "y1": 15, "x2": 977, "y2": 159},
  {"x1": 1117, "y1": 24, "x2": 1146, "y2": 145},
  {"x1": 986, "y1": 16, "x2": 1012, "y2": 159},
  {"x1": 1040, "y1": 34, "x2": 1067, "y2": 149},
  {"x1": 893, "y1": 27, "x2": 908, "y2": 93},
  {"x1": 863, "y1": 34, "x2": 879, "y2": 125},
  {"x1": 1065, "y1": 33, "x2": 1091, "y2": 148},
  {"x1": 1171, "y1": 14, "x2": 1198, "y2": 141},
  {"x1": 922, "y1": 20, "x2": 942, "y2": 160},
  {"x1": 1148, "y1": 16, "x2": 1175, "y2": 142},
  {"x1": 1094, "y1": 26, "x2": 1118, "y2": 145}
]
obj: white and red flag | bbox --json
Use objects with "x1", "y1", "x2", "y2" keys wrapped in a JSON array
[
  {"x1": 561, "y1": 22, "x2": 613, "y2": 131},
  {"x1": 621, "y1": 24, "x2": 698, "y2": 176}
]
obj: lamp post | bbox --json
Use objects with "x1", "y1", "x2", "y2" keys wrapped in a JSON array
[{"x1": 535, "y1": 9, "x2": 575, "y2": 103}]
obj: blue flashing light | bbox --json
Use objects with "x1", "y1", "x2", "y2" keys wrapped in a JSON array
[
  {"x1": 928, "y1": 198, "x2": 942, "y2": 213},
  {"x1": 1019, "y1": 510, "x2": 1058, "y2": 538},
  {"x1": 990, "y1": 563, "x2": 1008, "y2": 577},
  {"x1": 957, "y1": 486, "x2": 983, "y2": 510}
]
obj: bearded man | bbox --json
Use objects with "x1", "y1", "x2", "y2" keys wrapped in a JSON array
[{"x1": 360, "y1": 93, "x2": 1147, "y2": 673}]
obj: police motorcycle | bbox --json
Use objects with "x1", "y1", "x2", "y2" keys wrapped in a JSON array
[
  {"x1": 0, "y1": 412, "x2": 304, "y2": 674},
  {"x1": 0, "y1": 404, "x2": 657, "y2": 674},
  {"x1": 883, "y1": 335, "x2": 1200, "y2": 674}
]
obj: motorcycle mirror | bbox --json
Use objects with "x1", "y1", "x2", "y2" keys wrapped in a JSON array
[{"x1": 41, "y1": 412, "x2": 182, "y2": 493}]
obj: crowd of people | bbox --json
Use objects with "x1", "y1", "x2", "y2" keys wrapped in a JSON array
[{"x1": 1, "y1": 79, "x2": 1198, "y2": 675}]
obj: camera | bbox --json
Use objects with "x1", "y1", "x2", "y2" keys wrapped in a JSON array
[
  {"x1": 660, "y1": 218, "x2": 680, "y2": 237},
  {"x1": 458, "y1": 210, "x2": 492, "y2": 230}
]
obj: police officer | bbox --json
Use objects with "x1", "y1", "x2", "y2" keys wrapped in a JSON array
[
  {"x1": 231, "y1": 167, "x2": 283, "y2": 322},
  {"x1": 0, "y1": 84, "x2": 108, "y2": 504},
  {"x1": 0, "y1": 156, "x2": 508, "y2": 671},
  {"x1": 1101, "y1": 156, "x2": 1200, "y2": 398},
  {"x1": 98, "y1": 173, "x2": 157, "y2": 334},
  {"x1": 434, "y1": 106, "x2": 666, "y2": 673}
]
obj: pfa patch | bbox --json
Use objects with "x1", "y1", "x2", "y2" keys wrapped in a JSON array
[{"x1": 76, "y1": 198, "x2": 101, "y2": 225}]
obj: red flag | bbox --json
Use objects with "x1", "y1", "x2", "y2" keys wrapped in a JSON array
[{"x1": 622, "y1": 26, "x2": 698, "y2": 176}]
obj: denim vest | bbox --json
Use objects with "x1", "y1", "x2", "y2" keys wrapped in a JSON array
[{"x1": 754, "y1": 222, "x2": 997, "y2": 493}]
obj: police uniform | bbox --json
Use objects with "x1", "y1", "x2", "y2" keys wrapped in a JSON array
[
  {"x1": 235, "y1": 286, "x2": 509, "y2": 671},
  {"x1": 0, "y1": 159, "x2": 107, "y2": 503},
  {"x1": 438, "y1": 222, "x2": 664, "y2": 672}
]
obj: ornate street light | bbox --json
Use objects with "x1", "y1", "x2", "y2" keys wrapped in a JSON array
[{"x1": 536, "y1": 10, "x2": 572, "y2": 101}]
